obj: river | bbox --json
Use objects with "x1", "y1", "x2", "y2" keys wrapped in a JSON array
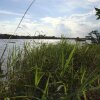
[
  {"x1": 0, "y1": 39, "x2": 60, "y2": 62},
  {"x1": 0, "y1": 39, "x2": 83, "y2": 77},
  {"x1": 0, "y1": 39, "x2": 61, "y2": 75}
]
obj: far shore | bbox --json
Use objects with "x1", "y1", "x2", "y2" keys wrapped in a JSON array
[{"x1": 0, "y1": 34, "x2": 88, "y2": 41}]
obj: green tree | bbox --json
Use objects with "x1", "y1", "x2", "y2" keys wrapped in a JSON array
[{"x1": 95, "y1": 8, "x2": 100, "y2": 20}]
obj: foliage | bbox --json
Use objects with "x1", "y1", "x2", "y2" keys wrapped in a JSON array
[
  {"x1": 95, "y1": 8, "x2": 100, "y2": 20},
  {"x1": 86, "y1": 30, "x2": 100, "y2": 44},
  {"x1": 0, "y1": 40, "x2": 100, "y2": 100}
]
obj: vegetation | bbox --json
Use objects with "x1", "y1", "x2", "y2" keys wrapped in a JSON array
[
  {"x1": 85, "y1": 30, "x2": 100, "y2": 44},
  {"x1": 0, "y1": 34, "x2": 56, "y2": 39},
  {"x1": 95, "y1": 8, "x2": 100, "y2": 20},
  {"x1": 0, "y1": 40, "x2": 100, "y2": 100}
]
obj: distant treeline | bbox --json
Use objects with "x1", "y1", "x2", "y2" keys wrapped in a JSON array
[
  {"x1": 0, "y1": 34, "x2": 58, "y2": 39},
  {"x1": 0, "y1": 31, "x2": 100, "y2": 44},
  {"x1": 0, "y1": 33, "x2": 85, "y2": 40}
]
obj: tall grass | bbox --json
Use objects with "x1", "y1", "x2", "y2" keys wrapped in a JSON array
[{"x1": 0, "y1": 40, "x2": 100, "y2": 100}]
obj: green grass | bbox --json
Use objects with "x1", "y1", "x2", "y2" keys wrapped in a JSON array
[{"x1": 0, "y1": 40, "x2": 100, "y2": 100}]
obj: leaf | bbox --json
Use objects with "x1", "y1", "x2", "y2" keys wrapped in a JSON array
[
  {"x1": 42, "y1": 74, "x2": 50, "y2": 100},
  {"x1": 60, "y1": 46, "x2": 76, "y2": 76},
  {"x1": 95, "y1": 8, "x2": 100, "y2": 12},
  {"x1": 57, "y1": 85, "x2": 64, "y2": 92},
  {"x1": 4, "y1": 98, "x2": 10, "y2": 100},
  {"x1": 35, "y1": 66, "x2": 44, "y2": 87},
  {"x1": 97, "y1": 16, "x2": 100, "y2": 20}
]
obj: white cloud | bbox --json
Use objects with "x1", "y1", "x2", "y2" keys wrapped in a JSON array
[
  {"x1": 0, "y1": 10, "x2": 99, "y2": 38},
  {"x1": 0, "y1": 10, "x2": 23, "y2": 16},
  {"x1": 0, "y1": 18, "x2": 57, "y2": 36},
  {"x1": 88, "y1": 0, "x2": 99, "y2": 2},
  {"x1": 40, "y1": 10, "x2": 99, "y2": 37},
  {"x1": 0, "y1": 10, "x2": 31, "y2": 19},
  {"x1": 0, "y1": 0, "x2": 100, "y2": 37},
  {"x1": 0, "y1": 9, "x2": 99, "y2": 38}
]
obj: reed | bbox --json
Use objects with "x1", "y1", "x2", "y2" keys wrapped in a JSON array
[{"x1": 0, "y1": 40, "x2": 100, "y2": 100}]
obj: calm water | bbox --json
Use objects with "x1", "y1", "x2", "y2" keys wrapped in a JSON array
[
  {"x1": 0, "y1": 39, "x2": 80, "y2": 59},
  {"x1": 0, "y1": 39, "x2": 60, "y2": 59},
  {"x1": 0, "y1": 39, "x2": 60, "y2": 73},
  {"x1": 0, "y1": 39, "x2": 83, "y2": 75}
]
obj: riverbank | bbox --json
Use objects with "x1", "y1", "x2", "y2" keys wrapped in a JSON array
[{"x1": 0, "y1": 40, "x2": 100, "y2": 99}]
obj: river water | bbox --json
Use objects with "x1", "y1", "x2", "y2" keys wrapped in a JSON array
[
  {"x1": 0, "y1": 39, "x2": 61, "y2": 75},
  {"x1": 0, "y1": 39, "x2": 60, "y2": 56},
  {"x1": 0, "y1": 39, "x2": 85, "y2": 77},
  {"x1": 0, "y1": 39, "x2": 82, "y2": 61},
  {"x1": 0, "y1": 39, "x2": 60, "y2": 62}
]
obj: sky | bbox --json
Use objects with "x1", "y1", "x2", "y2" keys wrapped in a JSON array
[{"x1": 0, "y1": 0, "x2": 100, "y2": 37}]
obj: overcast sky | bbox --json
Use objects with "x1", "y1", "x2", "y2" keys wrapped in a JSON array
[{"x1": 0, "y1": 0, "x2": 100, "y2": 37}]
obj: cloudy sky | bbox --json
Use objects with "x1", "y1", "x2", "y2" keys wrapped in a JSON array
[{"x1": 0, "y1": 0, "x2": 100, "y2": 37}]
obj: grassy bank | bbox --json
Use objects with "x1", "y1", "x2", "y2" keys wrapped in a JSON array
[{"x1": 0, "y1": 40, "x2": 100, "y2": 100}]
